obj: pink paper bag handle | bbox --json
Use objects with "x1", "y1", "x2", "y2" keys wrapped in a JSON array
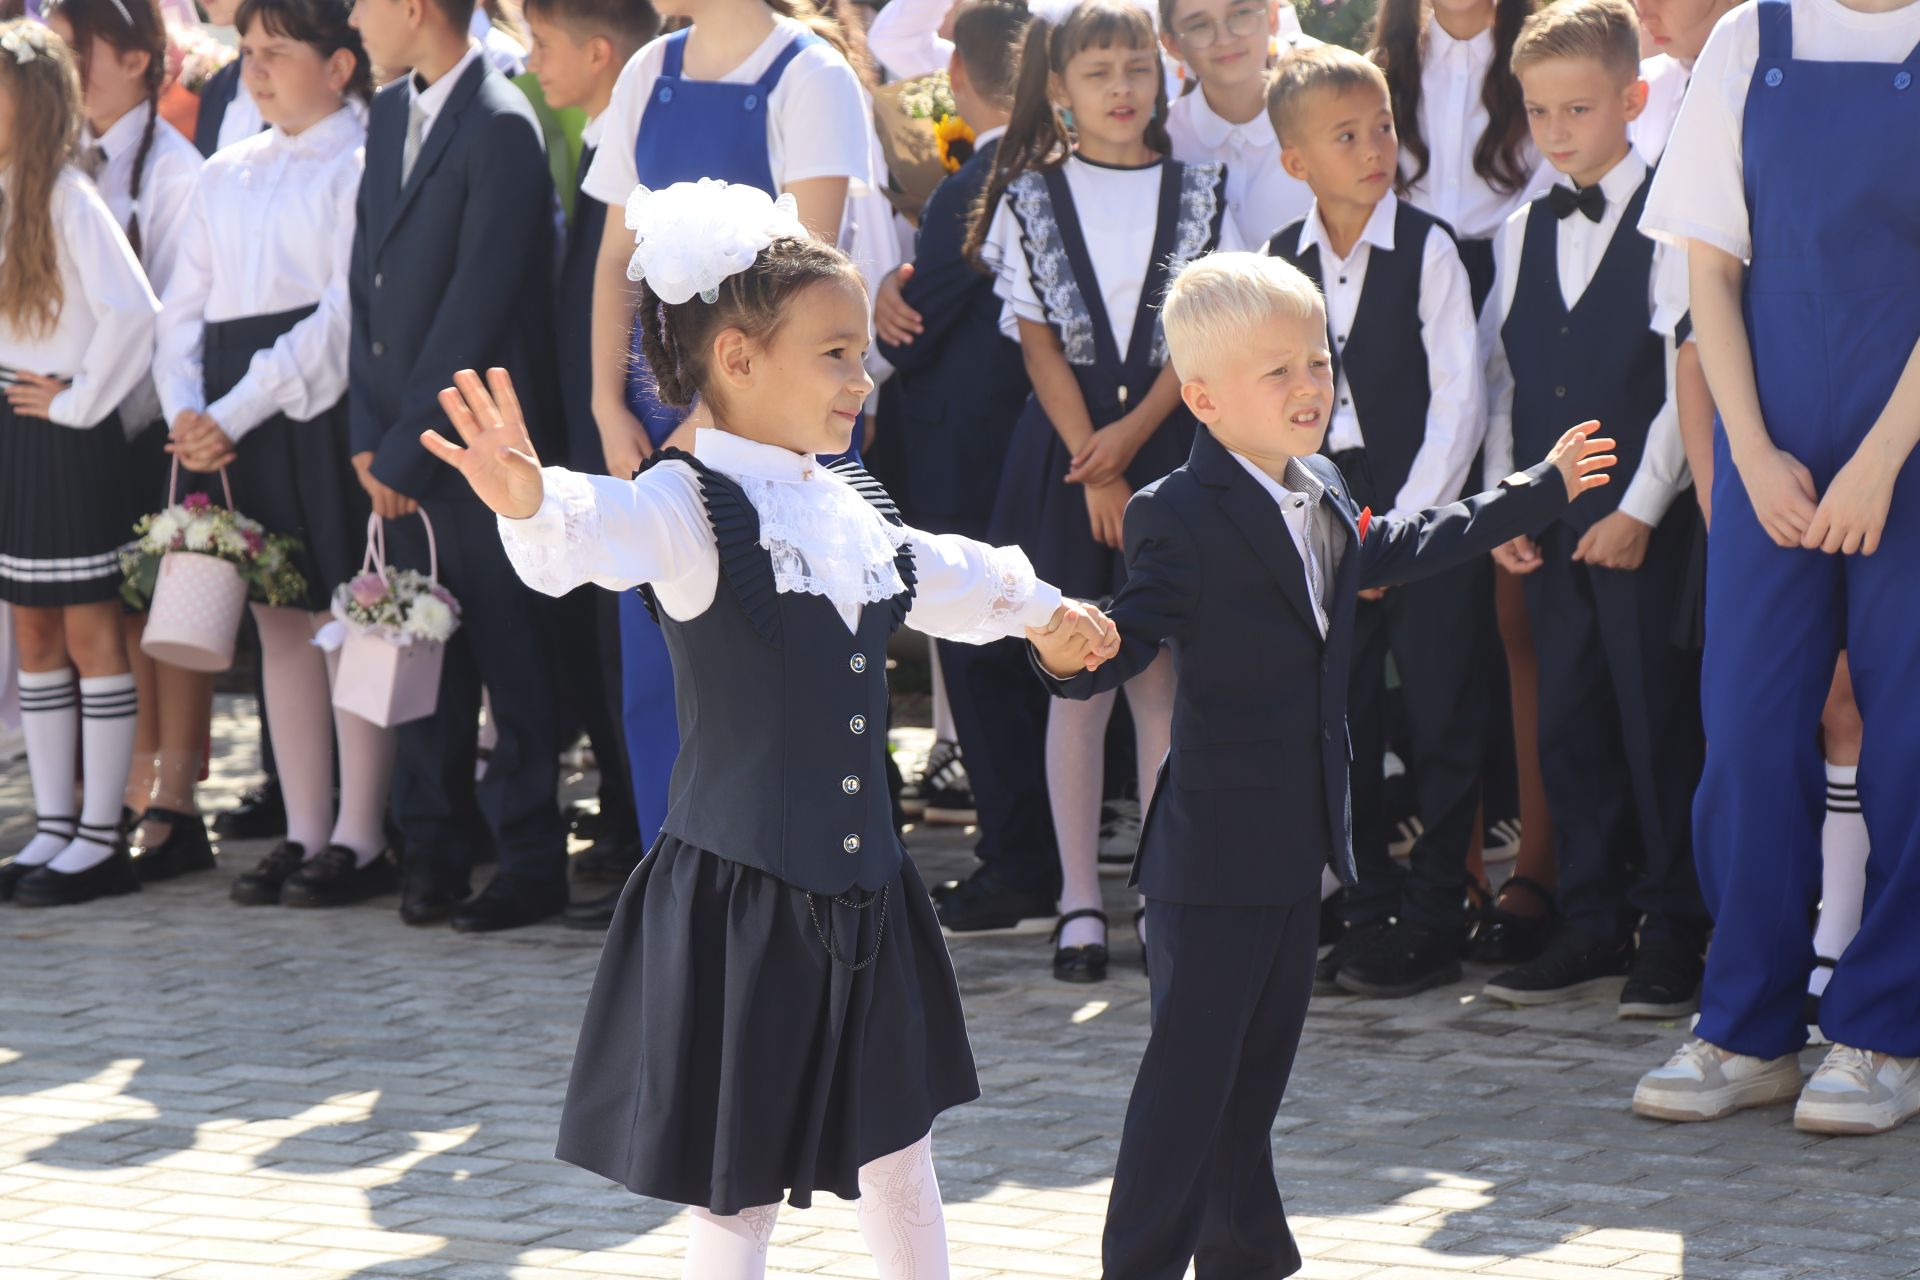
[
  {"x1": 166, "y1": 457, "x2": 235, "y2": 513},
  {"x1": 360, "y1": 510, "x2": 440, "y2": 586}
]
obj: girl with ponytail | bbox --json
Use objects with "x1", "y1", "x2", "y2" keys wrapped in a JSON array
[
  {"x1": 47, "y1": 0, "x2": 216, "y2": 882},
  {"x1": 968, "y1": 0, "x2": 1235, "y2": 982}
]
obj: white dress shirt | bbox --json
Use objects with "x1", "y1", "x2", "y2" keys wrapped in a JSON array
[
  {"x1": 470, "y1": 7, "x2": 528, "y2": 76},
  {"x1": 1229, "y1": 450, "x2": 1339, "y2": 636},
  {"x1": 1292, "y1": 191, "x2": 1484, "y2": 518},
  {"x1": 864, "y1": 0, "x2": 953, "y2": 80},
  {"x1": 1639, "y1": 0, "x2": 1920, "y2": 262},
  {"x1": 1399, "y1": 21, "x2": 1552, "y2": 241},
  {"x1": 411, "y1": 40, "x2": 485, "y2": 148},
  {"x1": 1165, "y1": 82, "x2": 1313, "y2": 248},
  {"x1": 0, "y1": 170, "x2": 160, "y2": 429},
  {"x1": 498, "y1": 429, "x2": 1064, "y2": 639},
  {"x1": 1630, "y1": 53, "x2": 1692, "y2": 164},
  {"x1": 1482, "y1": 151, "x2": 1690, "y2": 527},
  {"x1": 154, "y1": 107, "x2": 365, "y2": 442},
  {"x1": 80, "y1": 101, "x2": 201, "y2": 432}
]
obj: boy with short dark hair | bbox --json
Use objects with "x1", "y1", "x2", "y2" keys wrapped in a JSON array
[
  {"x1": 1266, "y1": 43, "x2": 1492, "y2": 998},
  {"x1": 1480, "y1": 0, "x2": 1706, "y2": 1016}
]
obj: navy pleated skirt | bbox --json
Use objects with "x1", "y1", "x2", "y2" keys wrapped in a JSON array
[
  {"x1": 555, "y1": 837, "x2": 980, "y2": 1214},
  {"x1": 0, "y1": 396, "x2": 132, "y2": 607}
]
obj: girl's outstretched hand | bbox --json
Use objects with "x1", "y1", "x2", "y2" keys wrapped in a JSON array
[
  {"x1": 424, "y1": 367, "x2": 545, "y2": 520},
  {"x1": 1544, "y1": 422, "x2": 1617, "y2": 503}
]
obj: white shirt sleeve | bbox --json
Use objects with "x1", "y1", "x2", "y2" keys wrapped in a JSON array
[
  {"x1": 136, "y1": 138, "x2": 201, "y2": 304},
  {"x1": 984, "y1": 197, "x2": 1042, "y2": 342},
  {"x1": 903, "y1": 530, "x2": 1063, "y2": 643},
  {"x1": 1391, "y1": 225, "x2": 1485, "y2": 517},
  {"x1": 864, "y1": 0, "x2": 956, "y2": 81},
  {"x1": 581, "y1": 46, "x2": 652, "y2": 209},
  {"x1": 1616, "y1": 242, "x2": 1694, "y2": 526},
  {"x1": 153, "y1": 180, "x2": 214, "y2": 427},
  {"x1": 1479, "y1": 205, "x2": 1527, "y2": 488},
  {"x1": 768, "y1": 52, "x2": 875, "y2": 188},
  {"x1": 204, "y1": 153, "x2": 360, "y2": 441},
  {"x1": 49, "y1": 190, "x2": 160, "y2": 429},
  {"x1": 1639, "y1": 9, "x2": 1752, "y2": 259},
  {"x1": 497, "y1": 464, "x2": 718, "y2": 605}
]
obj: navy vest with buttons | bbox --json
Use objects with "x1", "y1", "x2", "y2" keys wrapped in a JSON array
[
  {"x1": 1269, "y1": 202, "x2": 1457, "y2": 508},
  {"x1": 1502, "y1": 172, "x2": 1663, "y2": 532},
  {"x1": 638, "y1": 450, "x2": 918, "y2": 896}
]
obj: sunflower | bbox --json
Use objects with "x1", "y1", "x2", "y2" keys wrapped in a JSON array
[{"x1": 935, "y1": 114, "x2": 976, "y2": 173}]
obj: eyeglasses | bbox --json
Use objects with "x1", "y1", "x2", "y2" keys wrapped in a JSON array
[{"x1": 1173, "y1": 3, "x2": 1267, "y2": 48}]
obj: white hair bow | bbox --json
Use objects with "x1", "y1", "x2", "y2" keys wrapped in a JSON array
[
  {"x1": 1027, "y1": 0, "x2": 1159, "y2": 31},
  {"x1": 624, "y1": 179, "x2": 808, "y2": 306}
]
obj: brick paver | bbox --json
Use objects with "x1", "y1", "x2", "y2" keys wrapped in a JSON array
[{"x1": 3, "y1": 697, "x2": 1918, "y2": 1278}]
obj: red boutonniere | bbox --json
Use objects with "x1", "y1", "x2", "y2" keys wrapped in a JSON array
[{"x1": 1357, "y1": 506, "x2": 1372, "y2": 544}]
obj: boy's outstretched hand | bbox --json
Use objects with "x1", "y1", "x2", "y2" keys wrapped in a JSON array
[
  {"x1": 1029, "y1": 600, "x2": 1122, "y2": 678},
  {"x1": 1544, "y1": 422, "x2": 1617, "y2": 503},
  {"x1": 423, "y1": 368, "x2": 545, "y2": 520}
]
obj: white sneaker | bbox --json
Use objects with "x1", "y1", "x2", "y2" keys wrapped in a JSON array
[
  {"x1": 1632, "y1": 1039, "x2": 1803, "y2": 1122},
  {"x1": 1794, "y1": 1044, "x2": 1920, "y2": 1135}
]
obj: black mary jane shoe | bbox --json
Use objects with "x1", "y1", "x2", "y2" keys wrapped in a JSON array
[
  {"x1": 0, "y1": 857, "x2": 39, "y2": 902},
  {"x1": 230, "y1": 840, "x2": 309, "y2": 906},
  {"x1": 281, "y1": 846, "x2": 400, "y2": 908},
  {"x1": 1051, "y1": 908, "x2": 1110, "y2": 983},
  {"x1": 13, "y1": 832, "x2": 141, "y2": 908},
  {"x1": 1466, "y1": 875, "x2": 1557, "y2": 966},
  {"x1": 130, "y1": 808, "x2": 216, "y2": 883}
]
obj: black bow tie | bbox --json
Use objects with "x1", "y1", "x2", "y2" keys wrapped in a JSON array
[{"x1": 1548, "y1": 182, "x2": 1606, "y2": 223}]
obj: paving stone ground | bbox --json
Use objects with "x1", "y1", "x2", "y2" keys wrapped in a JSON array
[{"x1": 3, "y1": 696, "x2": 1918, "y2": 1279}]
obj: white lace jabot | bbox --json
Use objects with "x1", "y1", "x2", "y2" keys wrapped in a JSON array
[{"x1": 691, "y1": 429, "x2": 911, "y2": 616}]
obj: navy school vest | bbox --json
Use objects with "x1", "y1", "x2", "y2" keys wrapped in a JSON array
[{"x1": 635, "y1": 449, "x2": 918, "y2": 895}]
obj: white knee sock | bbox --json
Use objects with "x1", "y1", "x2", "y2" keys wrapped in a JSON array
[
  {"x1": 15, "y1": 667, "x2": 78, "y2": 866},
  {"x1": 684, "y1": 1204, "x2": 779, "y2": 1280},
  {"x1": 48, "y1": 673, "x2": 137, "y2": 873},
  {"x1": 1810, "y1": 762, "x2": 1869, "y2": 997},
  {"x1": 857, "y1": 1133, "x2": 950, "y2": 1280},
  {"x1": 1048, "y1": 687, "x2": 1117, "y2": 950}
]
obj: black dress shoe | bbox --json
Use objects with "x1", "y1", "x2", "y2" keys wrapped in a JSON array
[
  {"x1": 564, "y1": 888, "x2": 622, "y2": 930},
  {"x1": 1314, "y1": 918, "x2": 1391, "y2": 995},
  {"x1": 932, "y1": 869, "x2": 1055, "y2": 933},
  {"x1": 230, "y1": 841, "x2": 307, "y2": 905},
  {"x1": 213, "y1": 779, "x2": 286, "y2": 840},
  {"x1": 14, "y1": 837, "x2": 141, "y2": 907},
  {"x1": 1335, "y1": 919, "x2": 1464, "y2": 998},
  {"x1": 1618, "y1": 936, "x2": 1705, "y2": 1020},
  {"x1": 450, "y1": 882, "x2": 567, "y2": 933},
  {"x1": 130, "y1": 808, "x2": 216, "y2": 883},
  {"x1": 400, "y1": 877, "x2": 466, "y2": 926},
  {"x1": 281, "y1": 846, "x2": 400, "y2": 908},
  {"x1": 1051, "y1": 908, "x2": 1109, "y2": 983},
  {"x1": 572, "y1": 839, "x2": 645, "y2": 885},
  {"x1": 1467, "y1": 875, "x2": 1557, "y2": 965}
]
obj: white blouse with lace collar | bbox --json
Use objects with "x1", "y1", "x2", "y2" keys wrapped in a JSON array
[{"x1": 498, "y1": 429, "x2": 1063, "y2": 640}]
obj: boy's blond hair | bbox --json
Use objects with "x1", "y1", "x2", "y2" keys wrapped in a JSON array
[
  {"x1": 1510, "y1": 0, "x2": 1642, "y2": 82},
  {"x1": 1162, "y1": 252, "x2": 1325, "y2": 380},
  {"x1": 1266, "y1": 43, "x2": 1390, "y2": 147}
]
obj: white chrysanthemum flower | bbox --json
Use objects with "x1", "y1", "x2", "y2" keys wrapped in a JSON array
[
  {"x1": 403, "y1": 594, "x2": 457, "y2": 643},
  {"x1": 183, "y1": 522, "x2": 214, "y2": 552}
]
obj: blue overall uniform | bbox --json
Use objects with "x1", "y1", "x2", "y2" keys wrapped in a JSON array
[
  {"x1": 1693, "y1": 0, "x2": 1920, "y2": 1060},
  {"x1": 615, "y1": 27, "x2": 840, "y2": 846}
]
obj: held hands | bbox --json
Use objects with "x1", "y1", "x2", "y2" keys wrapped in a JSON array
[
  {"x1": 1572, "y1": 510, "x2": 1653, "y2": 571},
  {"x1": 1801, "y1": 447, "x2": 1894, "y2": 555},
  {"x1": 421, "y1": 367, "x2": 544, "y2": 520},
  {"x1": 874, "y1": 264, "x2": 924, "y2": 346},
  {"x1": 1028, "y1": 599, "x2": 1122, "y2": 678},
  {"x1": 4, "y1": 370, "x2": 69, "y2": 419},
  {"x1": 1544, "y1": 422, "x2": 1618, "y2": 502},
  {"x1": 1732, "y1": 445, "x2": 1817, "y2": 548},
  {"x1": 166, "y1": 410, "x2": 236, "y2": 473}
]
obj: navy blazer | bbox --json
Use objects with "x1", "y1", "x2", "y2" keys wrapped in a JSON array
[
  {"x1": 193, "y1": 59, "x2": 242, "y2": 158},
  {"x1": 1046, "y1": 426, "x2": 1568, "y2": 906},
  {"x1": 349, "y1": 58, "x2": 559, "y2": 501},
  {"x1": 875, "y1": 139, "x2": 1030, "y2": 534}
]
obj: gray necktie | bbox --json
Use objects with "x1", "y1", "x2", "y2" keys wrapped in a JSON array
[
  {"x1": 77, "y1": 144, "x2": 108, "y2": 180},
  {"x1": 1297, "y1": 491, "x2": 1327, "y2": 633},
  {"x1": 400, "y1": 96, "x2": 427, "y2": 187}
]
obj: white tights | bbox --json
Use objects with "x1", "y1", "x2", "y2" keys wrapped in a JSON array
[
  {"x1": 252, "y1": 605, "x2": 397, "y2": 862},
  {"x1": 683, "y1": 1135, "x2": 949, "y2": 1280},
  {"x1": 1047, "y1": 649, "x2": 1176, "y2": 950}
]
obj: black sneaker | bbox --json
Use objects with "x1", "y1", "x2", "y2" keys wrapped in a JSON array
[
  {"x1": 213, "y1": 780, "x2": 286, "y2": 841},
  {"x1": 915, "y1": 741, "x2": 976, "y2": 825},
  {"x1": 1619, "y1": 937, "x2": 1705, "y2": 1020},
  {"x1": 1336, "y1": 919, "x2": 1464, "y2": 998},
  {"x1": 933, "y1": 868, "x2": 1055, "y2": 934},
  {"x1": 1314, "y1": 919, "x2": 1391, "y2": 995},
  {"x1": 230, "y1": 840, "x2": 308, "y2": 906},
  {"x1": 281, "y1": 846, "x2": 400, "y2": 908},
  {"x1": 1483, "y1": 927, "x2": 1634, "y2": 1007}
]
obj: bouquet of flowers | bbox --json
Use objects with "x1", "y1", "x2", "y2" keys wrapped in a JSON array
[
  {"x1": 121, "y1": 491, "x2": 306, "y2": 612},
  {"x1": 322, "y1": 566, "x2": 463, "y2": 648},
  {"x1": 874, "y1": 70, "x2": 974, "y2": 223}
]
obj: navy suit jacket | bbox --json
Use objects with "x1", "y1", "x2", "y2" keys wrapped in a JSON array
[
  {"x1": 875, "y1": 139, "x2": 1029, "y2": 536},
  {"x1": 193, "y1": 59, "x2": 242, "y2": 158},
  {"x1": 1046, "y1": 427, "x2": 1568, "y2": 906},
  {"x1": 554, "y1": 143, "x2": 606, "y2": 474},
  {"x1": 349, "y1": 58, "x2": 559, "y2": 501}
]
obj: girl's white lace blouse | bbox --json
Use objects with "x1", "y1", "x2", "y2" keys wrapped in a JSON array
[{"x1": 498, "y1": 428, "x2": 1062, "y2": 642}]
